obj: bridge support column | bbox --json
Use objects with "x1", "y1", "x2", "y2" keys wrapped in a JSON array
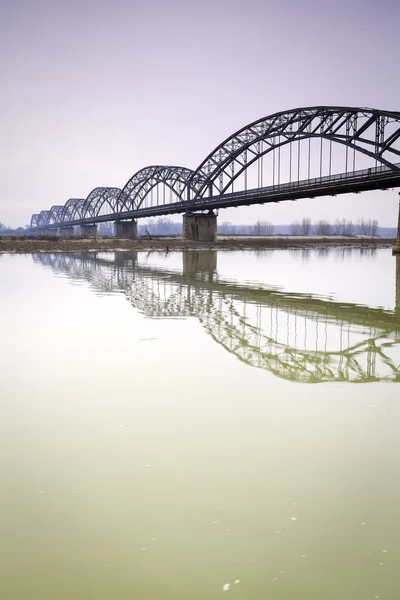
[
  {"x1": 182, "y1": 212, "x2": 217, "y2": 242},
  {"x1": 79, "y1": 224, "x2": 97, "y2": 238},
  {"x1": 114, "y1": 220, "x2": 137, "y2": 239},
  {"x1": 59, "y1": 226, "x2": 75, "y2": 237},
  {"x1": 394, "y1": 195, "x2": 400, "y2": 254}
]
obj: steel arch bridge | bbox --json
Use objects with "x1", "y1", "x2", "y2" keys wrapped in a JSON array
[
  {"x1": 29, "y1": 106, "x2": 400, "y2": 232},
  {"x1": 32, "y1": 251, "x2": 400, "y2": 383}
]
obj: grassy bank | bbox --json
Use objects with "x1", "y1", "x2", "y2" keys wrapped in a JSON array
[{"x1": 0, "y1": 235, "x2": 397, "y2": 253}]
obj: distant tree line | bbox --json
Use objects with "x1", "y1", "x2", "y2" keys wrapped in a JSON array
[
  {"x1": 218, "y1": 220, "x2": 275, "y2": 236},
  {"x1": 0, "y1": 216, "x2": 387, "y2": 238},
  {"x1": 0, "y1": 222, "x2": 27, "y2": 236},
  {"x1": 290, "y1": 218, "x2": 379, "y2": 236},
  {"x1": 135, "y1": 217, "x2": 381, "y2": 237},
  {"x1": 137, "y1": 219, "x2": 276, "y2": 236},
  {"x1": 140, "y1": 217, "x2": 182, "y2": 236},
  {"x1": 95, "y1": 217, "x2": 383, "y2": 237}
]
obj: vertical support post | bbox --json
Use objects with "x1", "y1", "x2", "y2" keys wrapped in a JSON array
[
  {"x1": 345, "y1": 113, "x2": 350, "y2": 173},
  {"x1": 395, "y1": 254, "x2": 400, "y2": 315},
  {"x1": 394, "y1": 195, "x2": 400, "y2": 254}
]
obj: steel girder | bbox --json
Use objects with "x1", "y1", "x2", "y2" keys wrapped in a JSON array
[{"x1": 29, "y1": 105, "x2": 400, "y2": 227}]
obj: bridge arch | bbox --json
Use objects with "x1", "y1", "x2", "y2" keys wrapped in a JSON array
[
  {"x1": 118, "y1": 165, "x2": 205, "y2": 211},
  {"x1": 81, "y1": 187, "x2": 123, "y2": 218},
  {"x1": 60, "y1": 198, "x2": 85, "y2": 223},
  {"x1": 36, "y1": 210, "x2": 51, "y2": 227},
  {"x1": 30, "y1": 214, "x2": 41, "y2": 228},
  {"x1": 48, "y1": 205, "x2": 65, "y2": 224},
  {"x1": 188, "y1": 106, "x2": 400, "y2": 198}
]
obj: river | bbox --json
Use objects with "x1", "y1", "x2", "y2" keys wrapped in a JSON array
[{"x1": 1, "y1": 248, "x2": 399, "y2": 599}]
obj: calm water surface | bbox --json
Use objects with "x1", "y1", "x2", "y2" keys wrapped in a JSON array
[{"x1": 1, "y1": 248, "x2": 399, "y2": 600}]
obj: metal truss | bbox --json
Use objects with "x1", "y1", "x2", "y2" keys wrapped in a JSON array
[
  {"x1": 29, "y1": 106, "x2": 400, "y2": 228},
  {"x1": 187, "y1": 106, "x2": 400, "y2": 198},
  {"x1": 119, "y1": 165, "x2": 206, "y2": 210}
]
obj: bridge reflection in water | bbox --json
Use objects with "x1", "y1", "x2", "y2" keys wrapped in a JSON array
[{"x1": 33, "y1": 252, "x2": 400, "y2": 384}]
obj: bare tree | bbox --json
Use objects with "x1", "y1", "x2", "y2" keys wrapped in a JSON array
[
  {"x1": 219, "y1": 221, "x2": 233, "y2": 235},
  {"x1": 333, "y1": 218, "x2": 344, "y2": 235},
  {"x1": 300, "y1": 218, "x2": 312, "y2": 235},
  {"x1": 315, "y1": 220, "x2": 331, "y2": 235},
  {"x1": 254, "y1": 220, "x2": 274, "y2": 235},
  {"x1": 358, "y1": 219, "x2": 379, "y2": 236},
  {"x1": 343, "y1": 219, "x2": 354, "y2": 236},
  {"x1": 291, "y1": 220, "x2": 301, "y2": 235},
  {"x1": 359, "y1": 219, "x2": 367, "y2": 235},
  {"x1": 155, "y1": 217, "x2": 173, "y2": 234}
]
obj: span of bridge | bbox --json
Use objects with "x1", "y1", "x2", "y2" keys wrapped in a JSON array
[
  {"x1": 33, "y1": 250, "x2": 400, "y2": 383},
  {"x1": 28, "y1": 106, "x2": 400, "y2": 248}
]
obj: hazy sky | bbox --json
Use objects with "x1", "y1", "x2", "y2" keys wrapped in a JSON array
[{"x1": 1, "y1": 0, "x2": 400, "y2": 228}]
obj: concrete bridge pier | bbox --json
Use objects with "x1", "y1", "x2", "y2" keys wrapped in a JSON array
[
  {"x1": 114, "y1": 220, "x2": 137, "y2": 239},
  {"x1": 59, "y1": 226, "x2": 75, "y2": 237},
  {"x1": 183, "y1": 212, "x2": 217, "y2": 242},
  {"x1": 79, "y1": 224, "x2": 97, "y2": 238}
]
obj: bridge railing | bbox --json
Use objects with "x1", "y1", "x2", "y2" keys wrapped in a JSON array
[{"x1": 191, "y1": 161, "x2": 400, "y2": 204}]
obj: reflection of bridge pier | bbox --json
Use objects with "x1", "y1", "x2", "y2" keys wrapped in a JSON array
[
  {"x1": 114, "y1": 251, "x2": 138, "y2": 269},
  {"x1": 182, "y1": 251, "x2": 217, "y2": 280}
]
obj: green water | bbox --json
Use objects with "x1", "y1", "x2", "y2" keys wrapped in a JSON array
[{"x1": 0, "y1": 249, "x2": 399, "y2": 599}]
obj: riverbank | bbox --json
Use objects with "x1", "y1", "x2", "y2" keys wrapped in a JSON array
[{"x1": 0, "y1": 235, "x2": 397, "y2": 253}]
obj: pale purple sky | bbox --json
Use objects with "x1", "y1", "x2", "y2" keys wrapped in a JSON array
[{"x1": 1, "y1": 0, "x2": 399, "y2": 227}]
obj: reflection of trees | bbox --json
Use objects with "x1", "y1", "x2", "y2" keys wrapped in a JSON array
[{"x1": 33, "y1": 252, "x2": 400, "y2": 384}]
